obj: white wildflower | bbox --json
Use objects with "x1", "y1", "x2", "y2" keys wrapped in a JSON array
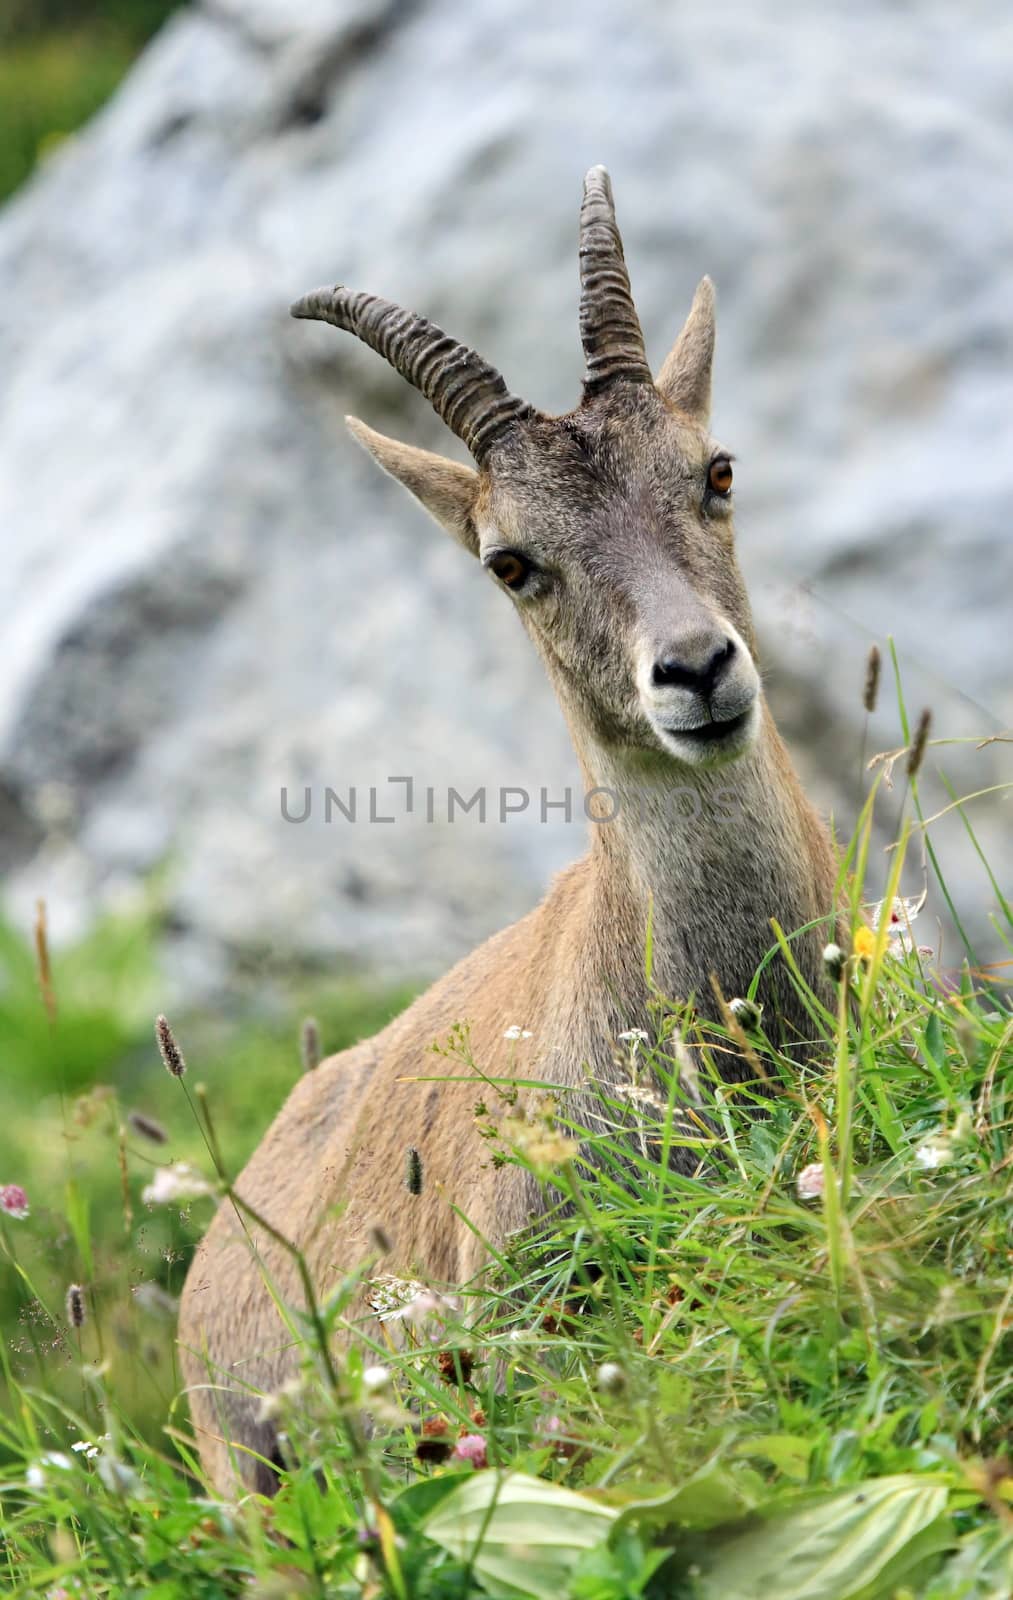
[
  {"x1": 596, "y1": 1362, "x2": 626, "y2": 1396},
  {"x1": 915, "y1": 1137, "x2": 953, "y2": 1171},
  {"x1": 367, "y1": 1274, "x2": 427, "y2": 1319},
  {"x1": 141, "y1": 1162, "x2": 214, "y2": 1206},
  {"x1": 822, "y1": 943, "x2": 846, "y2": 982},
  {"x1": 612, "y1": 1082, "x2": 666, "y2": 1113},
  {"x1": 503, "y1": 1025, "x2": 533, "y2": 1040},
  {"x1": 26, "y1": 1451, "x2": 73, "y2": 1487},
  {"x1": 729, "y1": 997, "x2": 763, "y2": 1031},
  {"x1": 617, "y1": 1029, "x2": 649, "y2": 1044},
  {"x1": 362, "y1": 1364, "x2": 392, "y2": 1394},
  {"x1": 796, "y1": 1162, "x2": 826, "y2": 1202},
  {"x1": 70, "y1": 1432, "x2": 110, "y2": 1461},
  {"x1": 869, "y1": 889, "x2": 928, "y2": 950}
]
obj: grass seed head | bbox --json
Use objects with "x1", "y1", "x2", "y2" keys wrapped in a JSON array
[
  {"x1": 405, "y1": 1146, "x2": 424, "y2": 1195},
  {"x1": 300, "y1": 1016, "x2": 320, "y2": 1072},
  {"x1": 907, "y1": 708, "x2": 932, "y2": 778},
  {"x1": 126, "y1": 1109, "x2": 168, "y2": 1145},
  {"x1": 155, "y1": 1014, "x2": 185, "y2": 1077},
  {"x1": 65, "y1": 1283, "x2": 86, "y2": 1328},
  {"x1": 863, "y1": 643, "x2": 881, "y2": 713}
]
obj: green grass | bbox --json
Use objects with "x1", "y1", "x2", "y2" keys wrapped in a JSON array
[
  {"x1": 0, "y1": 698, "x2": 1010, "y2": 1596},
  {"x1": 0, "y1": 3, "x2": 184, "y2": 203}
]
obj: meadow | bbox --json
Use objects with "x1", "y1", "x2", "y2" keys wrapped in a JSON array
[
  {"x1": 0, "y1": 672, "x2": 1011, "y2": 1599},
  {"x1": 0, "y1": 0, "x2": 183, "y2": 203}
]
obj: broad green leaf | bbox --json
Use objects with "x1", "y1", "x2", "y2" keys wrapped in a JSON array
[
  {"x1": 735, "y1": 1433, "x2": 815, "y2": 1482},
  {"x1": 695, "y1": 1474, "x2": 950, "y2": 1600},
  {"x1": 614, "y1": 1458, "x2": 762, "y2": 1533},
  {"x1": 422, "y1": 1470, "x2": 616, "y2": 1600}
]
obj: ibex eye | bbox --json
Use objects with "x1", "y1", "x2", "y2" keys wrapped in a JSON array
[
  {"x1": 488, "y1": 550, "x2": 532, "y2": 590},
  {"x1": 708, "y1": 456, "x2": 734, "y2": 497}
]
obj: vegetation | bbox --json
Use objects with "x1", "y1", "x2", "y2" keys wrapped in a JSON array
[
  {"x1": 0, "y1": 670, "x2": 1010, "y2": 1597},
  {"x1": 0, "y1": 0, "x2": 185, "y2": 203}
]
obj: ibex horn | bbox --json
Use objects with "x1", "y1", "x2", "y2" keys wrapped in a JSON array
[
  {"x1": 578, "y1": 165, "x2": 652, "y2": 393},
  {"x1": 290, "y1": 287, "x2": 534, "y2": 462}
]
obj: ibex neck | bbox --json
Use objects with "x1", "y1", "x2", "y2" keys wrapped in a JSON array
[{"x1": 572, "y1": 703, "x2": 835, "y2": 1026}]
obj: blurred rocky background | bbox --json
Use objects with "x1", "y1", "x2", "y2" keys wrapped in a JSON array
[{"x1": 2, "y1": 0, "x2": 1010, "y2": 1002}]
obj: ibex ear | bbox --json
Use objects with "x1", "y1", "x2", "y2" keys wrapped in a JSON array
[
  {"x1": 656, "y1": 277, "x2": 716, "y2": 428},
  {"x1": 345, "y1": 416, "x2": 480, "y2": 554}
]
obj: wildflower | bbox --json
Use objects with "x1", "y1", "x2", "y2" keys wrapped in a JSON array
[
  {"x1": 863, "y1": 644, "x2": 881, "y2": 714},
  {"x1": 729, "y1": 997, "x2": 763, "y2": 1032},
  {"x1": 437, "y1": 1348, "x2": 476, "y2": 1385},
  {"x1": 405, "y1": 1146, "x2": 424, "y2": 1195},
  {"x1": 300, "y1": 1016, "x2": 320, "y2": 1073},
  {"x1": 368, "y1": 1275, "x2": 459, "y2": 1329},
  {"x1": 127, "y1": 1109, "x2": 168, "y2": 1145},
  {"x1": 618, "y1": 1028, "x2": 649, "y2": 1044},
  {"x1": 362, "y1": 1365, "x2": 392, "y2": 1394},
  {"x1": 415, "y1": 1416, "x2": 451, "y2": 1463},
  {"x1": 518, "y1": 1130, "x2": 581, "y2": 1169},
  {"x1": 71, "y1": 1433, "x2": 110, "y2": 1460},
  {"x1": 368, "y1": 1274, "x2": 427, "y2": 1319},
  {"x1": 536, "y1": 1413, "x2": 584, "y2": 1461},
  {"x1": 612, "y1": 1082, "x2": 667, "y2": 1114},
  {"x1": 155, "y1": 1014, "x2": 185, "y2": 1077},
  {"x1": 915, "y1": 1136, "x2": 953, "y2": 1171},
  {"x1": 853, "y1": 926, "x2": 876, "y2": 963},
  {"x1": 65, "y1": 1284, "x2": 86, "y2": 1329},
  {"x1": 503, "y1": 1025, "x2": 532, "y2": 1040},
  {"x1": 822, "y1": 943, "x2": 846, "y2": 983},
  {"x1": 0, "y1": 1184, "x2": 29, "y2": 1220},
  {"x1": 871, "y1": 889, "x2": 927, "y2": 935},
  {"x1": 907, "y1": 708, "x2": 932, "y2": 779},
  {"x1": 141, "y1": 1162, "x2": 214, "y2": 1206},
  {"x1": 796, "y1": 1162, "x2": 825, "y2": 1202},
  {"x1": 596, "y1": 1362, "x2": 626, "y2": 1397},
  {"x1": 452, "y1": 1433, "x2": 488, "y2": 1469},
  {"x1": 25, "y1": 1451, "x2": 73, "y2": 1488}
]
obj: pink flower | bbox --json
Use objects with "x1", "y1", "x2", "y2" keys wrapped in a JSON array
[
  {"x1": 452, "y1": 1433, "x2": 488, "y2": 1469},
  {"x1": 795, "y1": 1163, "x2": 825, "y2": 1202},
  {"x1": 0, "y1": 1185, "x2": 29, "y2": 1220}
]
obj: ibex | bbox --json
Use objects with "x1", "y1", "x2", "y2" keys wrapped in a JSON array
[{"x1": 180, "y1": 168, "x2": 840, "y2": 1493}]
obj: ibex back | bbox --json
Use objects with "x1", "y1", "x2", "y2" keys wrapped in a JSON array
[{"x1": 179, "y1": 168, "x2": 840, "y2": 1494}]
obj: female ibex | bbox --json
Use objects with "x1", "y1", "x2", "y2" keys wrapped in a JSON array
[{"x1": 180, "y1": 168, "x2": 840, "y2": 1493}]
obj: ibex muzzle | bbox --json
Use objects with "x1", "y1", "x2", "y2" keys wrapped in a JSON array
[{"x1": 180, "y1": 167, "x2": 841, "y2": 1496}]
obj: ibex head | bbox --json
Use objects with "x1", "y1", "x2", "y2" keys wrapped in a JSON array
[{"x1": 293, "y1": 167, "x2": 760, "y2": 771}]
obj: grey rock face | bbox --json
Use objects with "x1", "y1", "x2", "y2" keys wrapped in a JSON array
[{"x1": 2, "y1": 0, "x2": 1010, "y2": 994}]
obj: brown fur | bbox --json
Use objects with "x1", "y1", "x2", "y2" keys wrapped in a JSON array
[{"x1": 179, "y1": 180, "x2": 841, "y2": 1495}]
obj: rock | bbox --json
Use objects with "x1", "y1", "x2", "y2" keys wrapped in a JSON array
[{"x1": 2, "y1": 0, "x2": 1010, "y2": 996}]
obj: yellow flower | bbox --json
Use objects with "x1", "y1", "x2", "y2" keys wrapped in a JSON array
[{"x1": 853, "y1": 926, "x2": 876, "y2": 963}]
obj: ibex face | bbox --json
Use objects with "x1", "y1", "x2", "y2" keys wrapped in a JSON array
[
  {"x1": 293, "y1": 167, "x2": 760, "y2": 773},
  {"x1": 471, "y1": 392, "x2": 761, "y2": 769}
]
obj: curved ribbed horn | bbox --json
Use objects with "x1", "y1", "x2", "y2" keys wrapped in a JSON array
[
  {"x1": 578, "y1": 166, "x2": 652, "y2": 393},
  {"x1": 290, "y1": 287, "x2": 533, "y2": 462}
]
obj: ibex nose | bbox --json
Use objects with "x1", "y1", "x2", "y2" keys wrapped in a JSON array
[{"x1": 651, "y1": 637, "x2": 736, "y2": 697}]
